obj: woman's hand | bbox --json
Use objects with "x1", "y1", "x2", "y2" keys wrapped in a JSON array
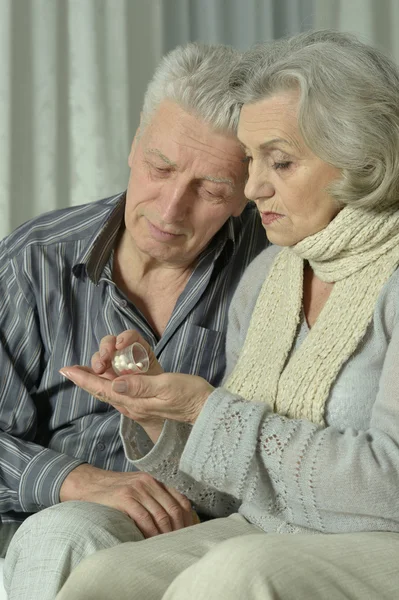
[
  {"x1": 59, "y1": 367, "x2": 214, "y2": 427},
  {"x1": 60, "y1": 329, "x2": 214, "y2": 441}
]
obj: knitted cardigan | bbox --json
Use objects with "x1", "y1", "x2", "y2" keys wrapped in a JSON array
[{"x1": 121, "y1": 245, "x2": 399, "y2": 534}]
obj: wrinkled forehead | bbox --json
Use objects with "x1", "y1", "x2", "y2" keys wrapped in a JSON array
[
  {"x1": 142, "y1": 103, "x2": 247, "y2": 180},
  {"x1": 237, "y1": 92, "x2": 302, "y2": 151}
]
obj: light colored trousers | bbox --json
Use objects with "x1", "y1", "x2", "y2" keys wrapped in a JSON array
[{"x1": 5, "y1": 501, "x2": 399, "y2": 600}]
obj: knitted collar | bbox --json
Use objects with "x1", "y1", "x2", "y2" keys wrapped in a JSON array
[{"x1": 224, "y1": 204, "x2": 399, "y2": 425}]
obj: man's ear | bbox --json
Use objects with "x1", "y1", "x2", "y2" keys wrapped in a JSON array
[{"x1": 128, "y1": 112, "x2": 148, "y2": 166}]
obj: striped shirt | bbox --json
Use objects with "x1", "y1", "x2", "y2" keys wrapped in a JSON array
[{"x1": 0, "y1": 192, "x2": 267, "y2": 525}]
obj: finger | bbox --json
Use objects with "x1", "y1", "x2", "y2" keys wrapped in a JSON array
[
  {"x1": 111, "y1": 374, "x2": 168, "y2": 402},
  {"x1": 60, "y1": 367, "x2": 164, "y2": 421},
  {"x1": 115, "y1": 331, "x2": 164, "y2": 376},
  {"x1": 128, "y1": 495, "x2": 174, "y2": 536},
  {"x1": 115, "y1": 329, "x2": 146, "y2": 349},
  {"x1": 98, "y1": 335, "x2": 117, "y2": 364},
  {"x1": 123, "y1": 500, "x2": 162, "y2": 538},
  {"x1": 91, "y1": 351, "x2": 107, "y2": 374},
  {"x1": 139, "y1": 482, "x2": 189, "y2": 532},
  {"x1": 59, "y1": 367, "x2": 119, "y2": 405},
  {"x1": 59, "y1": 367, "x2": 159, "y2": 423},
  {"x1": 162, "y1": 485, "x2": 194, "y2": 528},
  {"x1": 111, "y1": 375, "x2": 178, "y2": 420},
  {"x1": 91, "y1": 352, "x2": 117, "y2": 380}
]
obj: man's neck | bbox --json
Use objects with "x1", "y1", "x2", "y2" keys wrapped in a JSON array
[
  {"x1": 114, "y1": 229, "x2": 194, "y2": 285},
  {"x1": 112, "y1": 231, "x2": 194, "y2": 337}
]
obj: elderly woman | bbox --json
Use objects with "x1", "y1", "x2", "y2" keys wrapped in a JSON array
[{"x1": 57, "y1": 30, "x2": 399, "y2": 600}]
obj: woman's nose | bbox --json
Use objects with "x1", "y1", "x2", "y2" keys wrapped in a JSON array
[{"x1": 244, "y1": 167, "x2": 275, "y2": 201}]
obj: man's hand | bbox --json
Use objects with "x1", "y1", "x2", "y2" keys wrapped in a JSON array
[
  {"x1": 60, "y1": 464, "x2": 194, "y2": 538},
  {"x1": 71, "y1": 329, "x2": 167, "y2": 439},
  {"x1": 91, "y1": 330, "x2": 164, "y2": 379}
]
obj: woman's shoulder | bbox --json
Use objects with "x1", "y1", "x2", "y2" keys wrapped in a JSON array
[
  {"x1": 230, "y1": 245, "x2": 283, "y2": 318},
  {"x1": 240, "y1": 244, "x2": 283, "y2": 287},
  {"x1": 376, "y1": 265, "x2": 399, "y2": 327}
]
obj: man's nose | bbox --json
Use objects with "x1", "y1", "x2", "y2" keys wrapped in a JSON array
[{"x1": 159, "y1": 182, "x2": 191, "y2": 222}]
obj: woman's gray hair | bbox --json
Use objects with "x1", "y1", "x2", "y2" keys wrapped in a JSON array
[
  {"x1": 141, "y1": 43, "x2": 242, "y2": 133},
  {"x1": 231, "y1": 30, "x2": 399, "y2": 209}
]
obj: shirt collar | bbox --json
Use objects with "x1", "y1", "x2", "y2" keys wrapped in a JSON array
[
  {"x1": 72, "y1": 192, "x2": 243, "y2": 283},
  {"x1": 72, "y1": 192, "x2": 126, "y2": 283}
]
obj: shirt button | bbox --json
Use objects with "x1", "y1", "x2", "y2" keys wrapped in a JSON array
[
  {"x1": 97, "y1": 442, "x2": 105, "y2": 451},
  {"x1": 119, "y1": 299, "x2": 127, "y2": 308}
]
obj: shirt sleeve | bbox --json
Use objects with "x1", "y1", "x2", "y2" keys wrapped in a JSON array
[{"x1": 0, "y1": 240, "x2": 85, "y2": 514}]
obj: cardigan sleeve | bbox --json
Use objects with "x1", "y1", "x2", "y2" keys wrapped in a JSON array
[
  {"x1": 179, "y1": 276, "x2": 399, "y2": 533},
  {"x1": 122, "y1": 250, "x2": 399, "y2": 533}
]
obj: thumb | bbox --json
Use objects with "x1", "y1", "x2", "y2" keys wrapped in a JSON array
[{"x1": 111, "y1": 374, "x2": 159, "y2": 398}]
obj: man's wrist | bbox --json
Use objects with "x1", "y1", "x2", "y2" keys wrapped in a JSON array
[
  {"x1": 19, "y1": 450, "x2": 85, "y2": 512},
  {"x1": 59, "y1": 463, "x2": 94, "y2": 502}
]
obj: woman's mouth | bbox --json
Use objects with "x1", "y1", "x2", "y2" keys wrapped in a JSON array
[{"x1": 260, "y1": 212, "x2": 285, "y2": 225}]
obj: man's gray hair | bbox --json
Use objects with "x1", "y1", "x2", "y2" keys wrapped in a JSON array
[
  {"x1": 231, "y1": 30, "x2": 399, "y2": 209},
  {"x1": 141, "y1": 43, "x2": 242, "y2": 133}
]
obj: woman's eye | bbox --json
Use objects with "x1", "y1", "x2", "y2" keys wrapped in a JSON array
[{"x1": 273, "y1": 161, "x2": 292, "y2": 170}]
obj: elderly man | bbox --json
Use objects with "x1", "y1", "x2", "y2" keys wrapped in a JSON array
[{"x1": 1, "y1": 43, "x2": 266, "y2": 599}]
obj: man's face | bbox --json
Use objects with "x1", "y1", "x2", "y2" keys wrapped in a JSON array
[{"x1": 124, "y1": 100, "x2": 248, "y2": 267}]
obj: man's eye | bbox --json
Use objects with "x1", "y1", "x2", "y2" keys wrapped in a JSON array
[
  {"x1": 150, "y1": 165, "x2": 171, "y2": 176},
  {"x1": 200, "y1": 188, "x2": 226, "y2": 203},
  {"x1": 203, "y1": 189, "x2": 220, "y2": 198},
  {"x1": 273, "y1": 161, "x2": 292, "y2": 170}
]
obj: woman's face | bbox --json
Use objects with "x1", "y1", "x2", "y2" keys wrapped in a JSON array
[{"x1": 237, "y1": 90, "x2": 342, "y2": 246}]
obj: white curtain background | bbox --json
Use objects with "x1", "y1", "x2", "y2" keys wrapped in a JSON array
[
  {"x1": 314, "y1": 0, "x2": 399, "y2": 59},
  {"x1": 1, "y1": 0, "x2": 399, "y2": 238},
  {"x1": 0, "y1": 0, "x2": 163, "y2": 237}
]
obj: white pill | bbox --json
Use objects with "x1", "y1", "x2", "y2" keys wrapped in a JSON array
[
  {"x1": 127, "y1": 362, "x2": 134, "y2": 370},
  {"x1": 136, "y1": 362, "x2": 143, "y2": 369}
]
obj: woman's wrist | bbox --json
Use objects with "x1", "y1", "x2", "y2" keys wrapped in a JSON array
[{"x1": 140, "y1": 419, "x2": 166, "y2": 444}]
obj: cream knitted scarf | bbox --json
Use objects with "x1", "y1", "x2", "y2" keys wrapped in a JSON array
[{"x1": 224, "y1": 204, "x2": 399, "y2": 425}]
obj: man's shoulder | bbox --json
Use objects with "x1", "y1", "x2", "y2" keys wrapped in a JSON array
[
  {"x1": 229, "y1": 202, "x2": 268, "y2": 257},
  {"x1": 2, "y1": 193, "x2": 124, "y2": 260},
  {"x1": 234, "y1": 201, "x2": 261, "y2": 229}
]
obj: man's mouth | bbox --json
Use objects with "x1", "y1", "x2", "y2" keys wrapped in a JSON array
[{"x1": 147, "y1": 219, "x2": 184, "y2": 240}]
